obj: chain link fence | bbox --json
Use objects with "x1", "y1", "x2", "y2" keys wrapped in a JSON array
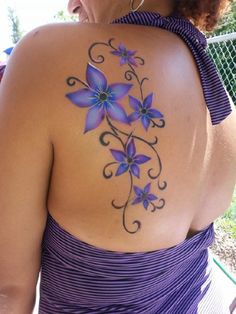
[{"x1": 207, "y1": 32, "x2": 236, "y2": 106}]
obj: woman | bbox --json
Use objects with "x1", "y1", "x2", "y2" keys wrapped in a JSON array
[{"x1": 0, "y1": 0, "x2": 236, "y2": 313}]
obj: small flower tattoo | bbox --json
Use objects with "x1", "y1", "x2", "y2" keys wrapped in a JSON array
[
  {"x1": 66, "y1": 63, "x2": 132, "y2": 133},
  {"x1": 111, "y1": 43, "x2": 137, "y2": 66},
  {"x1": 132, "y1": 183, "x2": 158, "y2": 210},
  {"x1": 110, "y1": 138, "x2": 151, "y2": 178},
  {"x1": 128, "y1": 93, "x2": 164, "y2": 131}
]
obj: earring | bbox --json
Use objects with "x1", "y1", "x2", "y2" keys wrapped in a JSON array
[{"x1": 130, "y1": 0, "x2": 145, "y2": 12}]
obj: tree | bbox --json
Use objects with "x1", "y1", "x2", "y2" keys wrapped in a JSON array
[
  {"x1": 54, "y1": 10, "x2": 77, "y2": 22},
  {"x1": 211, "y1": 1, "x2": 236, "y2": 36},
  {"x1": 8, "y1": 7, "x2": 23, "y2": 44}
]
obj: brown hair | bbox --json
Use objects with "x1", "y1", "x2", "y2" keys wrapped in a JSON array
[{"x1": 174, "y1": 0, "x2": 232, "y2": 31}]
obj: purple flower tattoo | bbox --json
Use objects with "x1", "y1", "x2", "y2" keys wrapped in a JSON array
[
  {"x1": 110, "y1": 138, "x2": 151, "y2": 178},
  {"x1": 128, "y1": 93, "x2": 164, "y2": 131},
  {"x1": 66, "y1": 63, "x2": 132, "y2": 133},
  {"x1": 111, "y1": 43, "x2": 137, "y2": 66},
  {"x1": 132, "y1": 183, "x2": 158, "y2": 210},
  {"x1": 66, "y1": 38, "x2": 167, "y2": 234}
]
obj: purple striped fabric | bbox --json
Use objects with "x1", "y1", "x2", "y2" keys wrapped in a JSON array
[
  {"x1": 0, "y1": 64, "x2": 6, "y2": 83},
  {"x1": 112, "y1": 11, "x2": 232, "y2": 125},
  {"x1": 39, "y1": 213, "x2": 217, "y2": 313}
]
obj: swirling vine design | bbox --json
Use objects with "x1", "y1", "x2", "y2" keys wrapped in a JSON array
[{"x1": 66, "y1": 38, "x2": 167, "y2": 234}]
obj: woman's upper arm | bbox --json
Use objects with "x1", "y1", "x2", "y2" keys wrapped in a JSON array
[{"x1": 0, "y1": 28, "x2": 53, "y2": 304}]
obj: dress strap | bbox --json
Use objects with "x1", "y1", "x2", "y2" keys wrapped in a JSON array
[{"x1": 112, "y1": 11, "x2": 232, "y2": 125}]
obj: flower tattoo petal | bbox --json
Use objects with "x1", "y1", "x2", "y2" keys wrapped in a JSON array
[
  {"x1": 134, "y1": 186, "x2": 143, "y2": 196},
  {"x1": 66, "y1": 89, "x2": 95, "y2": 107},
  {"x1": 132, "y1": 197, "x2": 142, "y2": 205},
  {"x1": 106, "y1": 102, "x2": 130, "y2": 124},
  {"x1": 66, "y1": 63, "x2": 133, "y2": 133},
  {"x1": 109, "y1": 83, "x2": 133, "y2": 100},
  {"x1": 129, "y1": 95, "x2": 142, "y2": 111},
  {"x1": 144, "y1": 183, "x2": 151, "y2": 194},
  {"x1": 110, "y1": 149, "x2": 126, "y2": 162},
  {"x1": 130, "y1": 164, "x2": 140, "y2": 178},
  {"x1": 129, "y1": 112, "x2": 140, "y2": 122},
  {"x1": 148, "y1": 108, "x2": 164, "y2": 118},
  {"x1": 143, "y1": 199, "x2": 149, "y2": 209},
  {"x1": 147, "y1": 194, "x2": 158, "y2": 201},
  {"x1": 128, "y1": 93, "x2": 164, "y2": 131},
  {"x1": 143, "y1": 93, "x2": 153, "y2": 109},
  {"x1": 84, "y1": 105, "x2": 105, "y2": 133},
  {"x1": 132, "y1": 183, "x2": 158, "y2": 210},
  {"x1": 116, "y1": 163, "x2": 129, "y2": 176},
  {"x1": 134, "y1": 155, "x2": 151, "y2": 164},
  {"x1": 110, "y1": 43, "x2": 137, "y2": 67},
  {"x1": 127, "y1": 139, "x2": 136, "y2": 158},
  {"x1": 86, "y1": 63, "x2": 107, "y2": 90},
  {"x1": 141, "y1": 116, "x2": 151, "y2": 131},
  {"x1": 111, "y1": 138, "x2": 150, "y2": 178}
]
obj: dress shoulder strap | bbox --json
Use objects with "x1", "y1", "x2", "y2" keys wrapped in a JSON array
[{"x1": 112, "y1": 11, "x2": 232, "y2": 125}]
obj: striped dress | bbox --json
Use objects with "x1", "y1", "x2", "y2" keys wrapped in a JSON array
[
  {"x1": 39, "y1": 214, "x2": 229, "y2": 313},
  {"x1": 39, "y1": 11, "x2": 232, "y2": 314}
]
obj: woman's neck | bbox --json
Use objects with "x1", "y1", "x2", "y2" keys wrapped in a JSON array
[
  {"x1": 91, "y1": 0, "x2": 175, "y2": 24},
  {"x1": 139, "y1": 0, "x2": 175, "y2": 17}
]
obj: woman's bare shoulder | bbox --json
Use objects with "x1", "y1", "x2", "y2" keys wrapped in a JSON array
[
  {"x1": 22, "y1": 21, "x2": 183, "y2": 50},
  {"x1": 13, "y1": 21, "x2": 191, "y2": 77}
]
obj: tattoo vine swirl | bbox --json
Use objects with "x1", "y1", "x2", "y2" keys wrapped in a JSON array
[{"x1": 66, "y1": 38, "x2": 167, "y2": 234}]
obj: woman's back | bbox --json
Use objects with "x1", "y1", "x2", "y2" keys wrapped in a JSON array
[
  {"x1": 1, "y1": 3, "x2": 236, "y2": 312},
  {"x1": 32, "y1": 21, "x2": 236, "y2": 251}
]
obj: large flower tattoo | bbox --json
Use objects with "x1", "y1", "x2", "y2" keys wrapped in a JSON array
[
  {"x1": 132, "y1": 183, "x2": 158, "y2": 210},
  {"x1": 66, "y1": 63, "x2": 133, "y2": 133},
  {"x1": 111, "y1": 43, "x2": 137, "y2": 67},
  {"x1": 128, "y1": 93, "x2": 164, "y2": 131},
  {"x1": 110, "y1": 138, "x2": 151, "y2": 178}
]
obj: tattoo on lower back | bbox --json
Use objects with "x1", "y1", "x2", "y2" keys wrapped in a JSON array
[{"x1": 66, "y1": 38, "x2": 167, "y2": 234}]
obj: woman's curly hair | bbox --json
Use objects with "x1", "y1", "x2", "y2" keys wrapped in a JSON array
[{"x1": 174, "y1": 0, "x2": 232, "y2": 31}]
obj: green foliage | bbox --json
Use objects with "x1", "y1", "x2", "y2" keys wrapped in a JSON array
[
  {"x1": 8, "y1": 7, "x2": 23, "y2": 44},
  {"x1": 54, "y1": 10, "x2": 77, "y2": 22},
  {"x1": 206, "y1": 2, "x2": 236, "y2": 105},
  {"x1": 216, "y1": 187, "x2": 236, "y2": 238},
  {"x1": 211, "y1": 1, "x2": 236, "y2": 36}
]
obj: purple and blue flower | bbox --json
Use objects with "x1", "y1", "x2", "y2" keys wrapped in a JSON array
[
  {"x1": 128, "y1": 93, "x2": 164, "y2": 131},
  {"x1": 110, "y1": 138, "x2": 151, "y2": 178},
  {"x1": 66, "y1": 63, "x2": 133, "y2": 133},
  {"x1": 132, "y1": 183, "x2": 158, "y2": 209},
  {"x1": 111, "y1": 43, "x2": 137, "y2": 67}
]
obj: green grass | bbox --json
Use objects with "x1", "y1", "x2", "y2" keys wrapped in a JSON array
[{"x1": 216, "y1": 187, "x2": 236, "y2": 239}]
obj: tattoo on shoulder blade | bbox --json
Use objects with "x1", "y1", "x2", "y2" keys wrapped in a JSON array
[{"x1": 65, "y1": 38, "x2": 167, "y2": 234}]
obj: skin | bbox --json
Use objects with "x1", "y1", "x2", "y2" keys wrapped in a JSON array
[
  {"x1": 67, "y1": 0, "x2": 175, "y2": 22},
  {"x1": 0, "y1": 0, "x2": 236, "y2": 312}
]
